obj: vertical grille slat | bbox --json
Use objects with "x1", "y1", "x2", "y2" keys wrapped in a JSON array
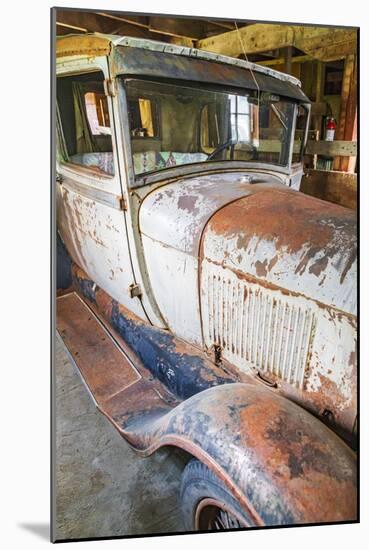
[
  {"x1": 202, "y1": 266, "x2": 314, "y2": 389},
  {"x1": 281, "y1": 305, "x2": 293, "y2": 380},
  {"x1": 238, "y1": 285, "x2": 244, "y2": 358},
  {"x1": 260, "y1": 294, "x2": 268, "y2": 370},
  {"x1": 265, "y1": 297, "x2": 274, "y2": 371},
  {"x1": 287, "y1": 307, "x2": 300, "y2": 382},
  {"x1": 276, "y1": 303, "x2": 286, "y2": 378},
  {"x1": 294, "y1": 309, "x2": 307, "y2": 385},
  {"x1": 270, "y1": 300, "x2": 279, "y2": 375}
]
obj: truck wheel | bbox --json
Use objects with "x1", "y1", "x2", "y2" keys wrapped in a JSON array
[{"x1": 180, "y1": 459, "x2": 255, "y2": 531}]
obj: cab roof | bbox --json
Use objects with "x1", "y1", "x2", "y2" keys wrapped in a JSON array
[{"x1": 56, "y1": 33, "x2": 302, "y2": 88}]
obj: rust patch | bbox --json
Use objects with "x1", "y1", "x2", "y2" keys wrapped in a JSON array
[
  {"x1": 56, "y1": 292, "x2": 141, "y2": 404},
  {"x1": 237, "y1": 391, "x2": 356, "y2": 522},
  {"x1": 208, "y1": 189, "x2": 356, "y2": 285},
  {"x1": 304, "y1": 370, "x2": 356, "y2": 436}
]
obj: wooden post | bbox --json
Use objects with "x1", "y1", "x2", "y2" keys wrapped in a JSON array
[
  {"x1": 341, "y1": 55, "x2": 357, "y2": 172},
  {"x1": 313, "y1": 130, "x2": 320, "y2": 170},
  {"x1": 284, "y1": 46, "x2": 292, "y2": 74},
  {"x1": 310, "y1": 61, "x2": 325, "y2": 169},
  {"x1": 333, "y1": 55, "x2": 357, "y2": 172},
  {"x1": 312, "y1": 61, "x2": 325, "y2": 134},
  {"x1": 316, "y1": 61, "x2": 325, "y2": 103}
]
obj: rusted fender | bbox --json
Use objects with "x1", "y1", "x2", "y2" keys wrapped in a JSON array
[{"x1": 123, "y1": 383, "x2": 356, "y2": 526}]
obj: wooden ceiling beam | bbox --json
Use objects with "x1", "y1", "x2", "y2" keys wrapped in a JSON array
[
  {"x1": 257, "y1": 54, "x2": 312, "y2": 66},
  {"x1": 168, "y1": 36, "x2": 195, "y2": 47},
  {"x1": 306, "y1": 40, "x2": 357, "y2": 61},
  {"x1": 205, "y1": 19, "x2": 236, "y2": 30},
  {"x1": 197, "y1": 24, "x2": 293, "y2": 56},
  {"x1": 196, "y1": 24, "x2": 357, "y2": 61},
  {"x1": 56, "y1": 9, "x2": 112, "y2": 34}
]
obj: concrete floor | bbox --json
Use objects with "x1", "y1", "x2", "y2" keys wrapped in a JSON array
[{"x1": 54, "y1": 333, "x2": 187, "y2": 540}]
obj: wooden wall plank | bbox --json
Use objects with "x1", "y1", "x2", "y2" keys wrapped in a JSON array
[
  {"x1": 300, "y1": 169, "x2": 357, "y2": 209},
  {"x1": 305, "y1": 140, "x2": 357, "y2": 156}
]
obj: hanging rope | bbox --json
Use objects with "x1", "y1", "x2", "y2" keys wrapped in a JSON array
[{"x1": 234, "y1": 21, "x2": 261, "y2": 107}]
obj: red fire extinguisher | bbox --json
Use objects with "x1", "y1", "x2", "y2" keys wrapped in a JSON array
[{"x1": 325, "y1": 117, "x2": 336, "y2": 141}]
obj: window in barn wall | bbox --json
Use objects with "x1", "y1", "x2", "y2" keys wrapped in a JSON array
[
  {"x1": 201, "y1": 97, "x2": 254, "y2": 152},
  {"x1": 324, "y1": 61, "x2": 344, "y2": 96},
  {"x1": 84, "y1": 92, "x2": 111, "y2": 135},
  {"x1": 230, "y1": 95, "x2": 251, "y2": 142},
  {"x1": 201, "y1": 104, "x2": 222, "y2": 151},
  {"x1": 128, "y1": 97, "x2": 158, "y2": 137}
]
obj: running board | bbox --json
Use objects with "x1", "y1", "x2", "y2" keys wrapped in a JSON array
[{"x1": 56, "y1": 292, "x2": 178, "y2": 440}]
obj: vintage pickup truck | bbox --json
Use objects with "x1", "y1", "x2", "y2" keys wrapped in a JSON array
[{"x1": 55, "y1": 33, "x2": 357, "y2": 531}]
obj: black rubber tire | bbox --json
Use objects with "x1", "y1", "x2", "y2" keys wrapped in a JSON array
[{"x1": 180, "y1": 458, "x2": 255, "y2": 531}]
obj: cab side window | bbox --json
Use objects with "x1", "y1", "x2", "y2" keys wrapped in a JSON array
[{"x1": 56, "y1": 71, "x2": 114, "y2": 176}]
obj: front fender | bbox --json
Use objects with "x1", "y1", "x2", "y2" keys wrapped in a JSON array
[{"x1": 123, "y1": 383, "x2": 356, "y2": 526}]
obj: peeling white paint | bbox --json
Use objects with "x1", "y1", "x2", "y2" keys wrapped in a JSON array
[{"x1": 140, "y1": 173, "x2": 284, "y2": 255}]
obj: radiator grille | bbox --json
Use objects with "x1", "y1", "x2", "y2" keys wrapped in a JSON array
[{"x1": 202, "y1": 268, "x2": 315, "y2": 389}]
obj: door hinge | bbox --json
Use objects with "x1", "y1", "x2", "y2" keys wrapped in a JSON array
[
  {"x1": 129, "y1": 283, "x2": 142, "y2": 298},
  {"x1": 56, "y1": 172, "x2": 63, "y2": 185},
  {"x1": 104, "y1": 78, "x2": 116, "y2": 97},
  {"x1": 119, "y1": 196, "x2": 127, "y2": 211}
]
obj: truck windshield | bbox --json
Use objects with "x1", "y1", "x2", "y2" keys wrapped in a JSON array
[{"x1": 123, "y1": 78, "x2": 297, "y2": 178}]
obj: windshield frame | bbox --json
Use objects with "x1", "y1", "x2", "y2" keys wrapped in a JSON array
[{"x1": 117, "y1": 76, "x2": 306, "y2": 188}]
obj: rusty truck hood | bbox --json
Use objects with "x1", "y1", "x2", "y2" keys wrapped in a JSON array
[
  {"x1": 202, "y1": 188, "x2": 356, "y2": 315},
  {"x1": 140, "y1": 172, "x2": 356, "y2": 315}
]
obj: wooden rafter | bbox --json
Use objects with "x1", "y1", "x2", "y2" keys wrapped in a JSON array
[
  {"x1": 95, "y1": 12, "x2": 149, "y2": 30},
  {"x1": 56, "y1": 22, "x2": 87, "y2": 33},
  {"x1": 56, "y1": 9, "x2": 168, "y2": 41},
  {"x1": 148, "y1": 16, "x2": 205, "y2": 40}
]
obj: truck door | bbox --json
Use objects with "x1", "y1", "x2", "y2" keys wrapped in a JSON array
[{"x1": 56, "y1": 59, "x2": 146, "y2": 320}]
